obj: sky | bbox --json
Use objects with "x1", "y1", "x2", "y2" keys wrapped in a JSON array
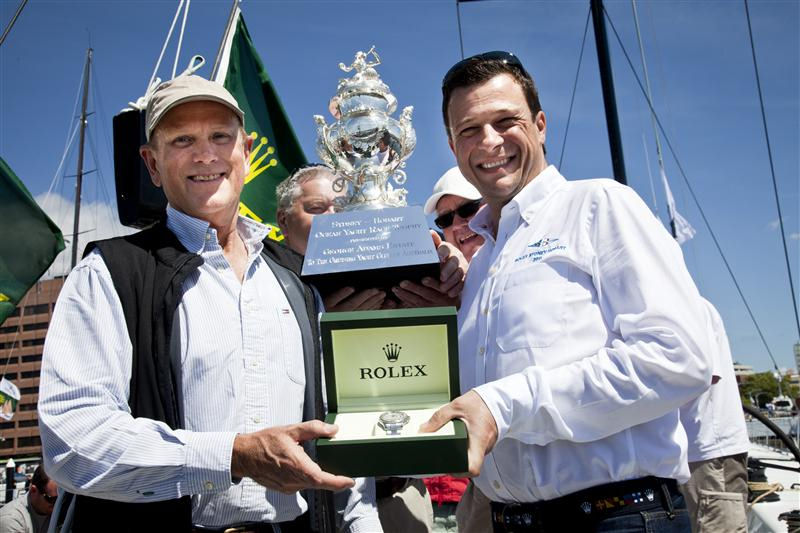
[{"x1": 1, "y1": 0, "x2": 798, "y2": 372}]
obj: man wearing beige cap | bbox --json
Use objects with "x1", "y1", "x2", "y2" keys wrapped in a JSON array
[
  {"x1": 38, "y1": 75, "x2": 381, "y2": 532},
  {"x1": 423, "y1": 166, "x2": 485, "y2": 263}
]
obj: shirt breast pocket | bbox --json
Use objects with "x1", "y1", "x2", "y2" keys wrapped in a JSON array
[
  {"x1": 276, "y1": 308, "x2": 307, "y2": 386},
  {"x1": 495, "y1": 262, "x2": 568, "y2": 351}
]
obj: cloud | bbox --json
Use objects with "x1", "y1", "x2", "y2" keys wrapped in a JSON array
[
  {"x1": 768, "y1": 219, "x2": 780, "y2": 230},
  {"x1": 34, "y1": 192, "x2": 136, "y2": 278},
  {"x1": 790, "y1": 233, "x2": 800, "y2": 240}
]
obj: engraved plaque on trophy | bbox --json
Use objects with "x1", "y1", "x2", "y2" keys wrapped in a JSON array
[{"x1": 302, "y1": 47, "x2": 439, "y2": 295}]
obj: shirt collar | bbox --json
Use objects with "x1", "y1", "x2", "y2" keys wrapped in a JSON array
[
  {"x1": 166, "y1": 205, "x2": 269, "y2": 255},
  {"x1": 510, "y1": 165, "x2": 567, "y2": 225},
  {"x1": 467, "y1": 165, "x2": 566, "y2": 240}
]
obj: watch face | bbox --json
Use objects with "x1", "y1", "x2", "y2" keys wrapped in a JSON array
[
  {"x1": 379, "y1": 411, "x2": 410, "y2": 425},
  {"x1": 378, "y1": 410, "x2": 410, "y2": 435}
]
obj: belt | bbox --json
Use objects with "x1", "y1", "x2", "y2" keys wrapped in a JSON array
[
  {"x1": 192, "y1": 515, "x2": 308, "y2": 533},
  {"x1": 191, "y1": 524, "x2": 275, "y2": 533},
  {"x1": 490, "y1": 476, "x2": 681, "y2": 532}
]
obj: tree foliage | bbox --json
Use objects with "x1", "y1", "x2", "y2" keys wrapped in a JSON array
[{"x1": 739, "y1": 371, "x2": 799, "y2": 407}]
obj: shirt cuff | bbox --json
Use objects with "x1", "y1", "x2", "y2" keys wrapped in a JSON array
[
  {"x1": 473, "y1": 372, "x2": 536, "y2": 443},
  {"x1": 177, "y1": 430, "x2": 237, "y2": 495}
]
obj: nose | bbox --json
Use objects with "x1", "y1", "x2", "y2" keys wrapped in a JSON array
[
  {"x1": 479, "y1": 124, "x2": 504, "y2": 150},
  {"x1": 191, "y1": 138, "x2": 218, "y2": 164}
]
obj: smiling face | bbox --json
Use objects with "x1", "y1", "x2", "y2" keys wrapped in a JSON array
[
  {"x1": 447, "y1": 73, "x2": 547, "y2": 222},
  {"x1": 436, "y1": 194, "x2": 485, "y2": 262},
  {"x1": 140, "y1": 100, "x2": 251, "y2": 229},
  {"x1": 277, "y1": 170, "x2": 342, "y2": 255}
]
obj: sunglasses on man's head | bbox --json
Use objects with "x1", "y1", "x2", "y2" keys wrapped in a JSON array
[
  {"x1": 434, "y1": 199, "x2": 482, "y2": 229},
  {"x1": 442, "y1": 51, "x2": 528, "y2": 88}
]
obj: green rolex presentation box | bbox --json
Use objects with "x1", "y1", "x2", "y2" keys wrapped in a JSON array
[{"x1": 316, "y1": 307, "x2": 468, "y2": 477}]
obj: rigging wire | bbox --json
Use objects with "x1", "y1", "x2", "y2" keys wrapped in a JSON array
[
  {"x1": 630, "y1": 0, "x2": 666, "y2": 221},
  {"x1": 147, "y1": 0, "x2": 185, "y2": 93},
  {"x1": 558, "y1": 6, "x2": 591, "y2": 171},
  {"x1": 455, "y1": 1, "x2": 465, "y2": 60},
  {"x1": 744, "y1": 0, "x2": 800, "y2": 341},
  {"x1": 172, "y1": 0, "x2": 191, "y2": 79},
  {"x1": 0, "y1": 0, "x2": 27, "y2": 47},
  {"x1": 601, "y1": 6, "x2": 781, "y2": 367}
]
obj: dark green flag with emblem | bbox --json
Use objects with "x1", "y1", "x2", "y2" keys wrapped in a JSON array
[
  {"x1": 216, "y1": 8, "x2": 307, "y2": 242},
  {"x1": 0, "y1": 157, "x2": 65, "y2": 324}
]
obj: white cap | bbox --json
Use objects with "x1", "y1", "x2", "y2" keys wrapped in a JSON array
[{"x1": 423, "y1": 166, "x2": 482, "y2": 215}]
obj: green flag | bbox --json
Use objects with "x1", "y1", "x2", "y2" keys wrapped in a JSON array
[
  {"x1": 216, "y1": 9, "x2": 307, "y2": 242},
  {"x1": 0, "y1": 157, "x2": 65, "y2": 323}
]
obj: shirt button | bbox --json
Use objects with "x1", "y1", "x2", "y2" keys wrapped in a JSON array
[
  {"x1": 482, "y1": 307, "x2": 489, "y2": 315},
  {"x1": 252, "y1": 417, "x2": 261, "y2": 424},
  {"x1": 204, "y1": 233, "x2": 211, "y2": 241},
  {"x1": 204, "y1": 481, "x2": 214, "y2": 490},
  {"x1": 493, "y1": 480, "x2": 501, "y2": 490},
  {"x1": 479, "y1": 347, "x2": 485, "y2": 356},
  {"x1": 216, "y1": 265, "x2": 225, "y2": 272}
]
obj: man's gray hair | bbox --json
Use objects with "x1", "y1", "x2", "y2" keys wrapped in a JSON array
[{"x1": 276, "y1": 164, "x2": 336, "y2": 211}]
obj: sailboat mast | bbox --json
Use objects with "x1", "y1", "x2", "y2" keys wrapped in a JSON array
[
  {"x1": 71, "y1": 48, "x2": 92, "y2": 269},
  {"x1": 590, "y1": 0, "x2": 627, "y2": 185}
]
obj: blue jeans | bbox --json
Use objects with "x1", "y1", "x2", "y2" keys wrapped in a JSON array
[{"x1": 588, "y1": 493, "x2": 691, "y2": 533}]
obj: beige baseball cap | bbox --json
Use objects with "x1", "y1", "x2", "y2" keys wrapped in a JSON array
[
  {"x1": 145, "y1": 75, "x2": 245, "y2": 141},
  {"x1": 423, "y1": 166, "x2": 482, "y2": 215}
]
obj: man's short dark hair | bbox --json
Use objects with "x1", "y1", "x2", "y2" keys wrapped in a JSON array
[
  {"x1": 441, "y1": 52, "x2": 543, "y2": 138},
  {"x1": 31, "y1": 465, "x2": 50, "y2": 492}
]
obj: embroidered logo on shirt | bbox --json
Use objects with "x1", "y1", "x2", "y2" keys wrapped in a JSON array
[{"x1": 514, "y1": 237, "x2": 566, "y2": 264}]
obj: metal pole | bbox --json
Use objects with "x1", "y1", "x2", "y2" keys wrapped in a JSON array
[
  {"x1": 71, "y1": 48, "x2": 92, "y2": 270},
  {"x1": 590, "y1": 0, "x2": 627, "y2": 185},
  {"x1": 211, "y1": 0, "x2": 240, "y2": 80},
  {"x1": 5, "y1": 458, "x2": 14, "y2": 503}
]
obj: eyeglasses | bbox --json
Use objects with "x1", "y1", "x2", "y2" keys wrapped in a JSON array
[
  {"x1": 434, "y1": 199, "x2": 482, "y2": 229},
  {"x1": 442, "y1": 51, "x2": 528, "y2": 88},
  {"x1": 42, "y1": 493, "x2": 58, "y2": 504}
]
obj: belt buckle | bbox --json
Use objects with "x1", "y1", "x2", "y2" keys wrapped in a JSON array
[
  {"x1": 223, "y1": 528, "x2": 249, "y2": 533},
  {"x1": 502, "y1": 503, "x2": 534, "y2": 529}
]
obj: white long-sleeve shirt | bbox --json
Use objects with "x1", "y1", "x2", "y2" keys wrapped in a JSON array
[
  {"x1": 38, "y1": 206, "x2": 379, "y2": 531},
  {"x1": 680, "y1": 299, "x2": 750, "y2": 462},
  {"x1": 459, "y1": 166, "x2": 712, "y2": 503}
]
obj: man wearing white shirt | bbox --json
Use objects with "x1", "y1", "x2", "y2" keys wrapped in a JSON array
[
  {"x1": 421, "y1": 52, "x2": 712, "y2": 532},
  {"x1": 38, "y1": 75, "x2": 380, "y2": 532},
  {"x1": 680, "y1": 300, "x2": 749, "y2": 532}
]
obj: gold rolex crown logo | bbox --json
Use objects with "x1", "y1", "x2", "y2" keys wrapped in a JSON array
[{"x1": 382, "y1": 343, "x2": 401, "y2": 362}]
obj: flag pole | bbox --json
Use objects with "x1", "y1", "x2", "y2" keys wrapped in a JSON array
[
  {"x1": 71, "y1": 48, "x2": 92, "y2": 270},
  {"x1": 211, "y1": 0, "x2": 240, "y2": 80}
]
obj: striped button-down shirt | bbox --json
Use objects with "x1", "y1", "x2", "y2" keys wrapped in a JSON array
[{"x1": 39, "y1": 206, "x2": 379, "y2": 530}]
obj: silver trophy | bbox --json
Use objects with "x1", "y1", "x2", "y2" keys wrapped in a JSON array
[
  {"x1": 302, "y1": 47, "x2": 437, "y2": 296},
  {"x1": 314, "y1": 47, "x2": 416, "y2": 210}
]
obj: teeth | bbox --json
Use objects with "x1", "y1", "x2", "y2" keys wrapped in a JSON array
[
  {"x1": 480, "y1": 157, "x2": 510, "y2": 169},
  {"x1": 459, "y1": 232, "x2": 476, "y2": 244},
  {"x1": 191, "y1": 174, "x2": 222, "y2": 182}
]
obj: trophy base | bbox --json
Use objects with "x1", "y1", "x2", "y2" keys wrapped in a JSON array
[
  {"x1": 304, "y1": 262, "x2": 439, "y2": 300},
  {"x1": 301, "y1": 206, "x2": 440, "y2": 301}
]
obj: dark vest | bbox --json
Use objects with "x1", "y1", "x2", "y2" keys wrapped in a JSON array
[{"x1": 70, "y1": 222, "x2": 332, "y2": 532}]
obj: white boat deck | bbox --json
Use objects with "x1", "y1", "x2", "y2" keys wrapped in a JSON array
[{"x1": 748, "y1": 442, "x2": 800, "y2": 533}]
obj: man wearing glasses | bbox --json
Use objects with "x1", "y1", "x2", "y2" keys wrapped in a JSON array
[
  {"x1": 424, "y1": 166, "x2": 485, "y2": 263},
  {"x1": 0, "y1": 465, "x2": 58, "y2": 533},
  {"x1": 421, "y1": 52, "x2": 712, "y2": 532}
]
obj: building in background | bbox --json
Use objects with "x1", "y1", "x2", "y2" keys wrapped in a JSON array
[
  {"x1": 733, "y1": 362, "x2": 755, "y2": 384},
  {"x1": 0, "y1": 278, "x2": 64, "y2": 462}
]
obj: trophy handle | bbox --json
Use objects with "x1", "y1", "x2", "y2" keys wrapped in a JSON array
[{"x1": 392, "y1": 168, "x2": 407, "y2": 186}]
